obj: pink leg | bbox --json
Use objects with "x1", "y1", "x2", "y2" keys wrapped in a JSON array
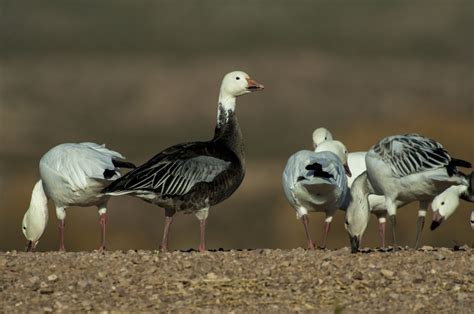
[
  {"x1": 198, "y1": 219, "x2": 207, "y2": 252},
  {"x1": 321, "y1": 221, "x2": 331, "y2": 249},
  {"x1": 379, "y1": 222, "x2": 386, "y2": 248},
  {"x1": 58, "y1": 219, "x2": 66, "y2": 251},
  {"x1": 159, "y1": 216, "x2": 174, "y2": 252},
  {"x1": 98, "y1": 213, "x2": 107, "y2": 251},
  {"x1": 301, "y1": 215, "x2": 315, "y2": 249}
]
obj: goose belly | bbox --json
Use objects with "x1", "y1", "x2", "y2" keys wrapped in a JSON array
[
  {"x1": 368, "y1": 161, "x2": 454, "y2": 202},
  {"x1": 153, "y1": 169, "x2": 245, "y2": 213},
  {"x1": 292, "y1": 183, "x2": 342, "y2": 213},
  {"x1": 394, "y1": 170, "x2": 455, "y2": 201},
  {"x1": 44, "y1": 179, "x2": 108, "y2": 207}
]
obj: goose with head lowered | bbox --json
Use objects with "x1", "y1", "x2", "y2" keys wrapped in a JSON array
[
  {"x1": 430, "y1": 173, "x2": 473, "y2": 230},
  {"x1": 346, "y1": 172, "x2": 472, "y2": 253},
  {"x1": 22, "y1": 142, "x2": 135, "y2": 252},
  {"x1": 282, "y1": 139, "x2": 351, "y2": 249},
  {"x1": 313, "y1": 128, "x2": 390, "y2": 247},
  {"x1": 103, "y1": 71, "x2": 264, "y2": 252},
  {"x1": 316, "y1": 127, "x2": 434, "y2": 249},
  {"x1": 364, "y1": 134, "x2": 471, "y2": 250}
]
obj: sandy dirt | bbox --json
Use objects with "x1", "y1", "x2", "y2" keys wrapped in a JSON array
[{"x1": 0, "y1": 247, "x2": 473, "y2": 312}]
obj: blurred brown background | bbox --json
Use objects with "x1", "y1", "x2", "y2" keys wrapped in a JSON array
[{"x1": 0, "y1": 0, "x2": 473, "y2": 251}]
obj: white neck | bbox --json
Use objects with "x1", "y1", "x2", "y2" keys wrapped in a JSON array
[
  {"x1": 449, "y1": 184, "x2": 468, "y2": 196},
  {"x1": 29, "y1": 180, "x2": 48, "y2": 216},
  {"x1": 217, "y1": 91, "x2": 236, "y2": 124},
  {"x1": 24, "y1": 180, "x2": 49, "y2": 241}
]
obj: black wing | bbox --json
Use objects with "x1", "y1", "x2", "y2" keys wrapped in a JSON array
[{"x1": 103, "y1": 142, "x2": 231, "y2": 197}]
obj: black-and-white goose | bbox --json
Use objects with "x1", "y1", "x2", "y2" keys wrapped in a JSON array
[
  {"x1": 22, "y1": 142, "x2": 135, "y2": 251},
  {"x1": 103, "y1": 71, "x2": 264, "y2": 252},
  {"x1": 365, "y1": 134, "x2": 471, "y2": 249}
]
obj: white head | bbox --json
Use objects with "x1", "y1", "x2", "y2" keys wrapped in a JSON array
[
  {"x1": 219, "y1": 71, "x2": 264, "y2": 102},
  {"x1": 217, "y1": 71, "x2": 264, "y2": 125},
  {"x1": 430, "y1": 185, "x2": 467, "y2": 230},
  {"x1": 22, "y1": 180, "x2": 49, "y2": 252},
  {"x1": 315, "y1": 140, "x2": 352, "y2": 177},
  {"x1": 345, "y1": 172, "x2": 371, "y2": 253},
  {"x1": 312, "y1": 127, "x2": 334, "y2": 148}
]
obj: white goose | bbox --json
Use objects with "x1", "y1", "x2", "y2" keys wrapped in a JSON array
[
  {"x1": 430, "y1": 176, "x2": 473, "y2": 230},
  {"x1": 365, "y1": 134, "x2": 471, "y2": 249},
  {"x1": 282, "y1": 139, "x2": 351, "y2": 249},
  {"x1": 22, "y1": 142, "x2": 135, "y2": 251},
  {"x1": 314, "y1": 128, "x2": 432, "y2": 248}
]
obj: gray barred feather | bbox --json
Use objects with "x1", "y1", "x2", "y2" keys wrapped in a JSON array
[{"x1": 372, "y1": 134, "x2": 451, "y2": 178}]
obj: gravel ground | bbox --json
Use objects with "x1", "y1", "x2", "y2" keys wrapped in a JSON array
[{"x1": 0, "y1": 247, "x2": 473, "y2": 312}]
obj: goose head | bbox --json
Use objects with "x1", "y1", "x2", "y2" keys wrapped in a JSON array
[
  {"x1": 430, "y1": 185, "x2": 466, "y2": 230},
  {"x1": 315, "y1": 140, "x2": 352, "y2": 177},
  {"x1": 22, "y1": 180, "x2": 49, "y2": 252},
  {"x1": 312, "y1": 127, "x2": 334, "y2": 148},
  {"x1": 345, "y1": 172, "x2": 371, "y2": 253},
  {"x1": 220, "y1": 71, "x2": 264, "y2": 98}
]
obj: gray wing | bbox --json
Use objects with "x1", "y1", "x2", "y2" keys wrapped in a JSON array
[
  {"x1": 40, "y1": 143, "x2": 124, "y2": 191},
  {"x1": 371, "y1": 134, "x2": 451, "y2": 177},
  {"x1": 283, "y1": 150, "x2": 348, "y2": 208},
  {"x1": 282, "y1": 150, "x2": 316, "y2": 206},
  {"x1": 110, "y1": 155, "x2": 231, "y2": 197}
]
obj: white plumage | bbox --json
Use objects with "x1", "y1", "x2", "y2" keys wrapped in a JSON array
[
  {"x1": 365, "y1": 134, "x2": 470, "y2": 249},
  {"x1": 22, "y1": 142, "x2": 134, "y2": 251},
  {"x1": 430, "y1": 182, "x2": 474, "y2": 231},
  {"x1": 282, "y1": 139, "x2": 351, "y2": 249}
]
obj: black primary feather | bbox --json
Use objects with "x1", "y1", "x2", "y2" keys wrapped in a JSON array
[
  {"x1": 112, "y1": 160, "x2": 136, "y2": 169},
  {"x1": 305, "y1": 162, "x2": 333, "y2": 179},
  {"x1": 103, "y1": 169, "x2": 117, "y2": 179},
  {"x1": 446, "y1": 158, "x2": 471, "y2": 177},
  {"x1": 450, "y1": 158, "x2": 471, "y2": 169}
]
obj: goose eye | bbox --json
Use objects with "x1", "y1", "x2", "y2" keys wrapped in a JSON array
[
  {"x1": 23, "y1": 226, "x2": 26, "y2": 230},
  {"x1": 344, "y1": 219, "x2": 349, "y2": 226},
  {"x1": 441, "y1": 202, "x2": 445, "y2": 206},
  {"x1": 324, "y1": 137, "x2": 327, "y2": 140},
  {"x1": 235, "y1": 77, "x2": 240, "y2": 80}
]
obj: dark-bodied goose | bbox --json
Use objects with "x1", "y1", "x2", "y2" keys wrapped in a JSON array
[
  {"x1": 22, "y1": 142, "x2": 135, "y2": 252},
  {"x1": 365, "y1": 134, "x2": 471, "y2": 250},
  {"x1": 103, "y1": 71, "x2": 264, "y2": 252}
]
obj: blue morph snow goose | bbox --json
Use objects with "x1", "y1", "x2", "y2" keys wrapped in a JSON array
[
  {"x1": 103, "y1": 71, "x2": 264, "y2": 252},
  {"x1": 22, "y1": 142, "x2": 135, "y2": 251},
  {"x1": 282, "y1": 140, "x2": 351, "y2": 249},
  {"x1": 365, "y1": 134, "x2": 471, "y2": 249}
]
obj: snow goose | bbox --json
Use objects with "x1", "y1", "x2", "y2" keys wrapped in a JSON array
[
  {"x1": 312, "y1": 129, "x2": 388, "y2": 245},
  {"x1": 430, "y1": 174, "x2": 473, "y2": 230},
  {"x1": 311, "y1": 127, "x2": 333, "y2": 149},
  {"x1": 315, "y1": 128, "x2": 433, "y2": 248},
  {"x1": 365, "y1": 134, "x2": 471, "y2": 249},
  {"x1": 282, "y1": 140, "x2": 351, "y2": 249},
  {"x1": 22, "y1": 142, "x2": 135, "y2": 251},
  {"x1": 103, "y1": 71, "x2": 264, "y2": 252},
  {"x1": 345, "y1": 173, "x2": 472, "y2": 253}
]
